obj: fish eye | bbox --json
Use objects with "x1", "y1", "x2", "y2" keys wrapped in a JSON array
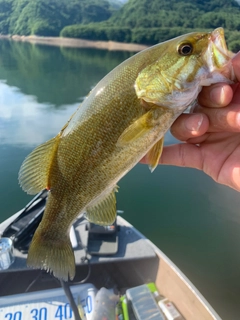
[{"x1": 178, "y1": 43, "x2": 193, "y2": 56}]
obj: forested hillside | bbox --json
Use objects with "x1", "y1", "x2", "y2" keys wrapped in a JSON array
[
  {"x1": 0, "y1": 0, "x2": 112, "y2": 36},
  {"x1": 0, "y1": 0, "x2": 239, "y2": 51},
  {"x1": 61, "y1": 0, "x2": 240, "y2": 51}
]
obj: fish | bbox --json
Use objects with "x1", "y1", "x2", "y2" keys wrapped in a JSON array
[{"x1": 18, "y1": 27, "x2": 235, "y2": 280}]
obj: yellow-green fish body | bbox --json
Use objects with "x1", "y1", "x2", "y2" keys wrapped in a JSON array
[{"x1": 19, "y1": 28, "x2": 235, "y2": 280}]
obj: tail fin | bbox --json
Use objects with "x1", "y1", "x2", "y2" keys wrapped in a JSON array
[{"x1": 27, "y1": 227, "x2": 75, "y2": 281}]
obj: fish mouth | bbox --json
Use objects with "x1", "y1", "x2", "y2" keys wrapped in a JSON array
[
  {"x1": 206, "y1": 27, "x2": 235, "y2": 81},
  {"x1": 210, "y1": 27, "x2": 229, "y2": 58}
]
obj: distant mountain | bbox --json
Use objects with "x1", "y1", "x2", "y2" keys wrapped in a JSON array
[
  {"x1": 108, "y1": 0, "x2": 128, "y2": 5},
  {"x1": 108, "y1": 0, "x2": 239, "y2": 29},
  {"x1": 108, "y1": 0, "x2": 128, "y2": 9},
  {"x1": 0, "y1": 0, "x2": 239, "y2": 51}
]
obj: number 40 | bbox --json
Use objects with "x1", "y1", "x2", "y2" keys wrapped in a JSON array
[{"x1": 55, "y1": 303, "x2": 72, "y2": 319}]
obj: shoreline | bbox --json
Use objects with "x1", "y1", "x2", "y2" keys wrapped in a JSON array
[{"x1": 0, "y1": 34, "x2": 149, "y2": 52}]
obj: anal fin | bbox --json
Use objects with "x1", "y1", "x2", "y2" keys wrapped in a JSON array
[{"x1": 85, "y1": 187, "x2": 118, "y2": 226}]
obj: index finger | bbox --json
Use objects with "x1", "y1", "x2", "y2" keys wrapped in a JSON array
[
  {"x1": 198, "y1": 51, "x2": 240, "y2": 108},
  {"x1": 198, "y1": 83, "x2": 233, "y2": 108}
]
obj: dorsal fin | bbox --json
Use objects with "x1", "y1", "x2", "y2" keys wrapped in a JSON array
[{"x1": 18, "y1": 135, "x2": 60, "y2": 194}]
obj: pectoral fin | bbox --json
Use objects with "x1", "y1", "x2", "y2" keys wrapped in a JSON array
[
  {"x1": 146, "y1": 138, "x2": 164, "y2": 172},
  {"x1": 18, "y1": 135, "x2": 60, "y2": 195},
  {"x1": 85, "y1": 187, "x2": 118, "y2": 226},
  {"x1": 117, "y1": 109, "x2": 156, "y2": 146}
]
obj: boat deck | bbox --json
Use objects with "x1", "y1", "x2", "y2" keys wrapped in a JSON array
[
  {"x1": 0, "y1": 215, "x2": 158, "y2": 297},
  {"x1": 0, "y1": 196, "x2": 221, "y2": 320},
  {"x1": 1, "y1": 214, "x2": 156, "y2": 269}
]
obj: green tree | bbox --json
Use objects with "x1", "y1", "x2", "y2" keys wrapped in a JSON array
[{"x1": 0, "y1": 0, "x2": 113, "y2": 36}]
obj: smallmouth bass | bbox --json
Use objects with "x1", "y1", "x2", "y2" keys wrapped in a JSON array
[{"x1": 19, "y1": 28, "x2": 235, "y2": 280}]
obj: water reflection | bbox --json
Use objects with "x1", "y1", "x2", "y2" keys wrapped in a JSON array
[
  {"x1": 0, "y1": 80, "x2": 78, "y2": 146},
  {"x1": 0, "y1": 40, "x2": 133, "y2": 106}
]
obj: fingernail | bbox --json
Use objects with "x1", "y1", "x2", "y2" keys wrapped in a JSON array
[
  {"x1": 210, "y1": 86, "x2": 224, "y2": 105},
  {"x1": 236, "y1": 113, "x2": 240, "y2": 127},
  {"x1": 185, "y1": 114, "x2": 203, "y2": 132}
]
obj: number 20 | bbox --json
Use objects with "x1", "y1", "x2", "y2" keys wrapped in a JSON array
[{"x1": 5, "y1": 312, "x2": 22, "y2": 320}]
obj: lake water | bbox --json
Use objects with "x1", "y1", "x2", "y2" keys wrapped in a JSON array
[{"x1": 0, "y1": 39, "x2": 240, "y2": 318}]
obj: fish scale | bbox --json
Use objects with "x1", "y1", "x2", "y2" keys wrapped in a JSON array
[{"x1": 19, "y1": 28, "x2": 235, "y2": 280}]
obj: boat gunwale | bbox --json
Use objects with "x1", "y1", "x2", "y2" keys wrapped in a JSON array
[{"x1": 117, "y1": 216, "x2": 221, "y2": 320}]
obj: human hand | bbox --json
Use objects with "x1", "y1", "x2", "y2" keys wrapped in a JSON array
[{"x1": 144, "y1": 52, "x2": 240, "y2": 191}]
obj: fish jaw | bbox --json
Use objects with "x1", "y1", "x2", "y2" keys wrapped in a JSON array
[{"x1": 200, "y1": 27, "x2": 236, "y2": 86}]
